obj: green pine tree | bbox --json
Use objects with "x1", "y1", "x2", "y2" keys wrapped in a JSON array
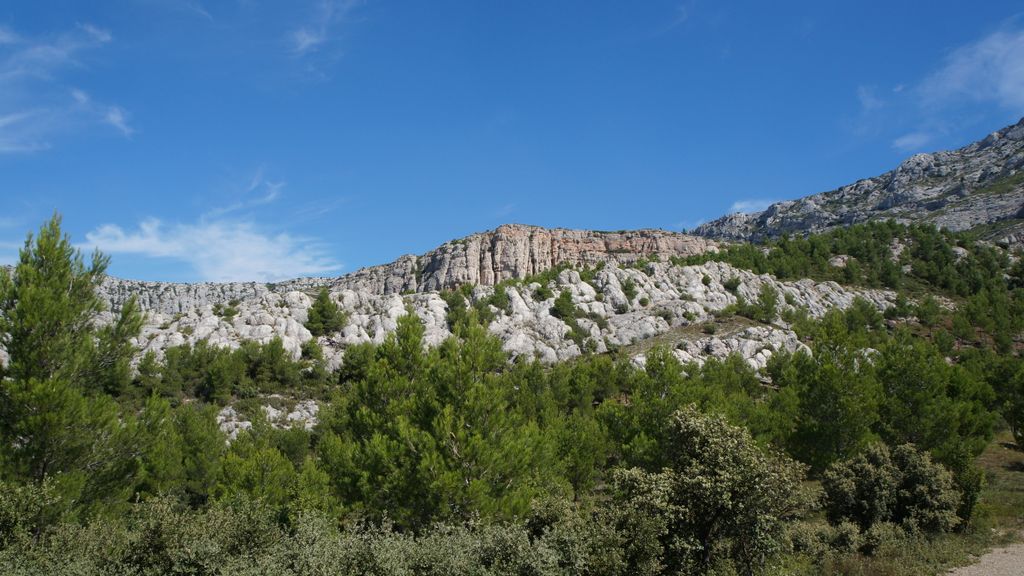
[
  {"x1": 0, "y1": 214, "x2": 144, "y2": 516},
  {"x1": 305, "y1": 288, "x2": 346, "y2": 337}
]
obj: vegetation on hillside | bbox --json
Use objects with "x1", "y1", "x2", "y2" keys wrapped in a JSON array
[{"x1": 0, "y1": 215, "x2": 1022, "y2": 575}]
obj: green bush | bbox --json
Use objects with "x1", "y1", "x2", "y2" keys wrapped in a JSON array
[
  {"x1": 620, "y1": 278, "x2": 638, "y2": 302},
  {"x1": 612, "y1": 407, "x2": 808, "y2": 575},
  {"x1": 860, "y1": 521, "x2": 906, "y2": 556},
  {"x1": 822, "y1": 443, "x2": 961, "y2": 534}
]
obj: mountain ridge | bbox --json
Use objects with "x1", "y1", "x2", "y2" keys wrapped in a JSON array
[{"x1": 693, "y1": 117, "x2": 1024, "y2": 245}]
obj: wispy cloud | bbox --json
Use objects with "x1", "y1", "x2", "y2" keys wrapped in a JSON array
[
  {"x1": 0, "y1": 23, "x2": 132, "y2": 152},
  {"x1": 856, "y1": 85, "x2": 884, "y2": 112},
  {"x1": 0, "y1": 111, "x2": 52, "y2": 153},
  {"x1": 892, "y1": 131, "x2": 933, "y2": 153},
  {"x1": 104, "y1": 106, "x2": 134, "y2": 136},
  {"x1": 849, "y1": 22, "x2": 1024, "y2": 153},
  {"x1": 669, "y1": 1, "x2": 695, "y2": 29},
  {"x1": 77, "y1": 23, "x2": 112, "y2": 43},
  {"x1": 920, "y1": 25, "x2": 1024, "y2": 110},
  {"x1": 729, "y1": 199, "x2": 775, "y2": 213},
  {"x1": 83, "y1": 218, "x2": 341, "y2": 282},
  {"x1": 288, "y1": 0, "x2": 361, "y2": 56},
  {"x1": 205, "y1": 168, "x2": 286, "y2": 218}
]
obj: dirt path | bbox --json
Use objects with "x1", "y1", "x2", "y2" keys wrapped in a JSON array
[{"x1": 948, "y1": 541, "x2": 1024, "y2": 575}]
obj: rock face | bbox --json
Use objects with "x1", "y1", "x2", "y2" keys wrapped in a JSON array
[
  {"x1": 98, "y1": 224, "x2": 717, "y2": 314},
  {"x1": 694, "y1": 118, "x2": 1024, "y2": 246},
  {"x1": 117, "y1": 255, "x2": 893, "y2": 373}
]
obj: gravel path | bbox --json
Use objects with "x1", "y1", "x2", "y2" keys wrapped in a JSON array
[{"x1": 948, "y1": 541, "x2": 1024, "y2": 575}]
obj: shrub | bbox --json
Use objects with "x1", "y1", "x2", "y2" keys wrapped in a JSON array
[
  {"x1": 212, "y1": 301, "x2": 239, "y2": 320},
  {"x1": 754, "y1": 284, "x2": 778, "y2": 323},
  {"x1": 621, "y1": 278, "x2": 638, "y2": 302},
  {"x1": 550, "y1": 291, "x2": 577, "y2": 321},
  {"x1": 701, "y1": 274, "x2": 712, "y2": 286},
  {"x1": 722, "y1": 276, "x2": 741, "y2": 292},
  {"x1": 915, "y1": 295, "x2": 942, "y2": 327},
  {"x1": 534, "y1": 284, "x2": 554, "y2": 301},
  {"x1": 860, "y1": 521, "x2": 906, "y2": 556},
  {"x1": 822, "y1": 443, "x2": 961, "y2": 534},
  {"x1": 612, "y1": 407, "x2": 808, "y2": 575},
  {"x1": 827, "y1": 521, "x2": 862, "y2": 553}
]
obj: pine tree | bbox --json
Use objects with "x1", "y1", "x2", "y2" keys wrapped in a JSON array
[
  {"x1": 0, "y1": 214, "x2": 143, "y2": 515},
  {"x1": 305, "y1": 288, "x2": 346, "y2": 336}
]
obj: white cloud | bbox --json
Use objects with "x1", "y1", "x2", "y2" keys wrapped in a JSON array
[
  {"x1": 104, "y1": 106, "x2": 134, "y2": 136},
  {"x1": 0, "y1": 25, "x2": 134, "y2": 152},
  {"x1": 670, "y1": 1, "x2": 694, "y2": 28},
  {"x1": 920, "y1": 26, "x2": 1024, "y2": 110},
  {"x1": 892, "y1": 131, "x2": 932, "y2": 153},
  {"x1": 0, "y1": 110, "x2": 52, "y2": 153},
  {"x1": 857, "y1": 85, "x2": 884, "y2": 111},
  {"x1": 291, "y1": 28, "x2": 325, "y2": 55},
  {"x1": 729, "y1": 199, "x2": 775, "y2": 213},
  {"x1": 205, "y1": 169, "x2": 286, "y2": 218},
  {"x1": 77, "y1": 23, "x2": 112, "y2": 44},
  {"x1": 83, "y1": 218, "x2": 341, "y2": 282},
  {"x1": 288, "y1": 0, "x2": 361, "y2": 55}
]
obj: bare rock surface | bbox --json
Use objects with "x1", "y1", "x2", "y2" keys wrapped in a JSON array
[
  {"x1": 695, "y1": 117, "x2": 1024, "y2": 247},
  {"x1": 108, "y1": 256, "x2": 893, "y2": 372},
  {"x1": 98, "y1": 224, "x2": 718, "y2": 315}
]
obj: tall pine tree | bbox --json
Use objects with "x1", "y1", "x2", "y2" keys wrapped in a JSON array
[{"x1": 0, "y1": 214, "x2": 143, "y2": 516}]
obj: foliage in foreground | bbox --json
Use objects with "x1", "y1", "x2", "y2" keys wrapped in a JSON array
[{"x1": 0, "y1": 215, "x2": 1022, "y2": 575}]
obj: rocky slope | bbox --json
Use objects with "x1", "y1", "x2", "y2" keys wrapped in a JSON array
[
  {"x1": 105, "y1": 256, "x2": 893, "y2": 375},
  {"x1": 694, "y1": 118, "x2": 1024, "y2": 246},
  {"x1": 0, "y1": 224, "x2": 880, "y2": 378},
  {"x1": 98, "y1": 224, "x2": 717, "y2": 315}
]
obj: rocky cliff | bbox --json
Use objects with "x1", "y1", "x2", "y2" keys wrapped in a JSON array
[
  {"x1": 99, "y1": 224, "x2": 718, "y2": 314},
  {"x1": 694, "y1": 118, "x2": 1024, "y2": 245}
]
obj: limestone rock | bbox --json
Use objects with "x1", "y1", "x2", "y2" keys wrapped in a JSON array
[{"x1": 694, "y1": 117, "x2": 1024, "y2": 244}]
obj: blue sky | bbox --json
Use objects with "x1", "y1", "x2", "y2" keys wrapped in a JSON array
[{"x1": 2, "y1": 1, "x2": 1024, "y2": 282}]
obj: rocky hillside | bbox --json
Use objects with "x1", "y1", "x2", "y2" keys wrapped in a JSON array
[
  {"x1": 50, "y1": 223, "x2": 890, "y2": 375},
  {"x1": 694, "y1": 118, "x2": 1024, "y2": 246},
  {"x1": 98, "y1": 259, "x2": 891, "y2": 375},
  {"x1": 99, "y1": 224, "x2": 717, "y2": 314}
]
